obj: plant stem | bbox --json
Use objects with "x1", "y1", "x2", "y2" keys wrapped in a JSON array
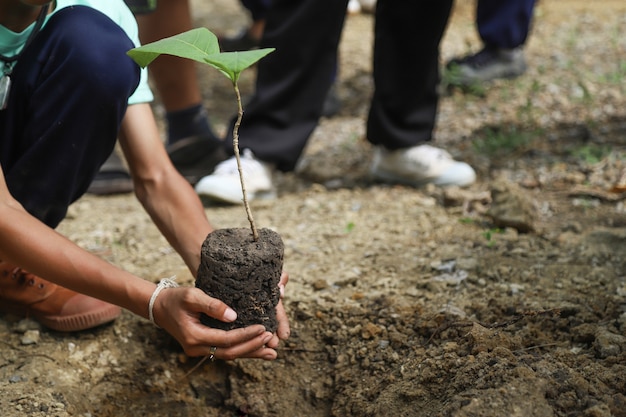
[{"x1": 232, "y1": 82, "x2": 259, "y2": 241}]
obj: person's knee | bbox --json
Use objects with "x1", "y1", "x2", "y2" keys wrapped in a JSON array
[{"x1": 44, "y1": 6, "x2": 140, "y2": 102}]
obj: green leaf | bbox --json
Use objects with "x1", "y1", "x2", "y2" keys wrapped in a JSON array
[
  {"x1": 203, "y1": 49, "x2": 275, "y2": 83},
  {"x1": 127, "y1": 28, "x2": 219, "y2": 66},
  {"x1": 127, "y1": 27, "x2": 274, "y2": 83}
]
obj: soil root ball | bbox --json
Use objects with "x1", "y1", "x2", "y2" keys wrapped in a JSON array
[{"x1": 196, "y1": 228, "x2": 284, "y2": 332}]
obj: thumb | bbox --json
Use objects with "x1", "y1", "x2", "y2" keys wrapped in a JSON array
[{"x1": 188, "y1": 288, "x2": 238, "y2": 323}]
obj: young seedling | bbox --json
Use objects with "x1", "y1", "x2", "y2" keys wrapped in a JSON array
[
  {"x1": 128, "y1": 27, "x2": 274, "y2": 241},
  {"x1": 128, "y1": 29, "x2": 284, "y2": 335}
]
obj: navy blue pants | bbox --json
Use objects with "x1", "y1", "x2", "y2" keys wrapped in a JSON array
[
  {"x1": 477, "y1": 0, "x2": 536, "y2": 49},
  {"x1": 0, "y1": 6, "x2": 140, "y2": 228},
  {"x1": 230, "y1": 0, "x2": 453, "y2": 172}
]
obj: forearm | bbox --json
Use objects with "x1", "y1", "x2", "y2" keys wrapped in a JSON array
[
  {"x1": 134, "y1": 171, "x2": 213, "y2": 276},
  {"x1": 119, "y1": 103, "x2": 213, "y2": 276},
  {"x1": 0, "y1": 201, "x2": 155, "y2": 319}
]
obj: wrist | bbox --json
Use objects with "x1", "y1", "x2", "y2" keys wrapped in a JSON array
[{"x1": 148, "y1": 276, "x2": 179, "y2": 327}]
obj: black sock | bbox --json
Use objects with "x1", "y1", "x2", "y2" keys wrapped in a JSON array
[{"x1": 166, "y1": 104, "x2": 216, "y2": 144}]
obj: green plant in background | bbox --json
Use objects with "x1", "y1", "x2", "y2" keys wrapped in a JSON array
[
  {"x1": 602, "y1": 60, "x2": 626, "y2": 87},
  {"x1": 440, "y1": 63, "x2": 486, "y2": 97},
  {"x1": 482, "y1": 228, "x2": 503, "y2": 247},
  {"x1": 575, "y1": 80, "x2": 593, "y2": 103},
  {"x1": 513, "y1": 78, "x2": 543, "y2": 125},
  {"x1": 128, "y1": 28, "x2": 274, "y2": 241},
  {"x1": 472, "y1": 126, "x2": 534, "y2": 156},
  {"x1": 601, "y1": 22, "x2": 625, "y2": 91},
  {"x1": 568, "y1": 143, "x2": 612, "y2": 165}
]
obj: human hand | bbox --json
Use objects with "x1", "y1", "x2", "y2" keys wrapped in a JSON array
[
  {"x1": 266, "y1": 270, "x2": 290, "y2": 349},
  {"x1": 152, "y1": 286, "x2": 277, "y2": 360}
]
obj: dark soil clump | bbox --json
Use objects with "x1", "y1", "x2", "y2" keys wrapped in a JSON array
[{"x1": 196, "y1": 227, "x2": 284, "y2": 332}]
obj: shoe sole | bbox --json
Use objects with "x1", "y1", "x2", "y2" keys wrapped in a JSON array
[
  {"x1": 453, "y1": 65, "x2": 527, "y2": 86},
  {"x1": 370, "y1": 169, "x2": 431, "y2": 187},
  {"x1": 197, "y1": 188, "x2": 277, "y2": 205},
  {"x1": 0, "y1": 301, "x2": 121, "y2": 332},
  {"x1": 371, "y1": 168, "x2": 475, "y2": 188},
  {"x1": 87, "y1": 174, "x2": 134, "y2": 195}
]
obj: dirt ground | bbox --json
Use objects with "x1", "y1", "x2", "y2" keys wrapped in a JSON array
[{"x1": 2, "y1": 1, "x2": 626, "y2": 416}]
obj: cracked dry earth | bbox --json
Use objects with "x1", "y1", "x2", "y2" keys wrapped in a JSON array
[{"x1": 1, "y1": 1, "x2": 626, "y2": 416}]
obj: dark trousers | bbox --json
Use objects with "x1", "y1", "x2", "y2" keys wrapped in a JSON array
[
  {"x1": 230, "y1": 0, "x2": 453, "y2": 172},
  {"x1": 240, "y1": 0, "x2": 273, "y2": 21},
  {"x1": 0, "y1": 6, "x2": 140, "y2": 228},
  {"x1": 477, "y1": 0, "x2": 536, "y2": 49}
]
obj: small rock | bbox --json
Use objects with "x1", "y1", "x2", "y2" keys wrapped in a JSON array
[
  {"x1": 432, "y1": 270, "x2": 468, "y2": 285},
  {"x1": 486, "y1": 179, "x2": 537, "y2": 232},
  {"x1": 361, "y1": 322, "x2": 382, "y2": 339},
  {"x1": 467, "y1": 322, "x2": 521, "y2": 353},
  {"x1": 20, "y1": 330, "x2": 40, "y2": 345},
  {"x1": 312, "y1": 279, "x2": 329, "y2": 290},
  {"x1": 442, "y1": 187, "x2": 491, "y2": 210},
  {"x1": 594, "y1": 328, "x2": 625, "y2": 358},
  {"x1": 14, "y1": 318, "x2": 41, "y2": 333},
  {"x1": 9, "y1": 375, "x2": 23, "y2": 383},
  {"x1": 509, "y1": 283, "x2": 525, "y2": 295}
]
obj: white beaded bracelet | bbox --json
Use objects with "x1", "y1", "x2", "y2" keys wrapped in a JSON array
[{"x1": 148, "y1": 276, "x2": 179, "y2": 326}]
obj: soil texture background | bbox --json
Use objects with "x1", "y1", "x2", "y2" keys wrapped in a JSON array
[{"x1": 1, "y1": 1, "x2": 626, "y2": 416}]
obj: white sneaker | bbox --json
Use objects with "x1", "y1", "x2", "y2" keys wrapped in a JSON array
[
  {"x1": 194, "y1": 149, "x2": 275, "y2": 204},
  {"x1": 347, "y1": 0, "x2": 361, "y2": 14},
  {"x1": 370, "y1": 144, "x2": 476, "y2": 187},
  {"x1": 348, "y1": 0, "x2": 376, "y2": 14}
]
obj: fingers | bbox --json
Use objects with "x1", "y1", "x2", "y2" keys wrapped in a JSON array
[
  {"x1": 187, "y1": 325, "x2": 276, "y2": 360},
  {"x1": 275, "y1": 271, "x2": 291, "y2": 341},
  {"x1": 265, "y1": 270, "x2": 291, "y2": 349},
  {"x1": 279, "y1": 270, "x2": 289, "y2": 291},
  {"x1": 158, "y1": 274, "x2": 291, "y2": 360},
  {"x1": 212, "y1": 329, "x2": 277, "y2": 361},
  {"x1": 275, "y1": 299, "x2": 290, "y2": 338},
  {"x1": 186, "y1": 287, "x2": 237, "y2": 323},
  {"x1": 265, "y1": 300, "x2": 290, "y2": 350}
]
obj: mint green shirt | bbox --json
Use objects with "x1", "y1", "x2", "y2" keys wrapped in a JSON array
[{"x1": 0, "y1": 0, "x2": 153, "y2": 105}]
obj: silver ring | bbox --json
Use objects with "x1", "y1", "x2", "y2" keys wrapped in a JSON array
[{"x1": 208, "y1": 346, "x2": 217, "y2": 362}]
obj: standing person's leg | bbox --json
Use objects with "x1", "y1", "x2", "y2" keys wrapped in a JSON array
[
  {"x1": 369, "y1": 0, "x2": 452, "y2": 149},
  {"x1": 477, "y1": 0, "x2": 536, "y2": 49},
  {"x1": 238, "y1": 0, "x2": 347, "y2": 169},
  {"x1": 446, "y1": 0, "x2": 536, "y2": 85},
  {"x1": 133, "y1": 0, "x2": 227, "y2": 184},
  {"x1": 241, "y1": 0, "x2": 273, "y2": 21},
  {"x1": 219, "y1": 0, "x2": 272, "y2": 51},
  {"x1": 220, "y1": 0, "x2": 343, "y2": 118},
  {"x1": 195, "y1": 0, "x2": 348, "y2": 204},
  {"x1": 135, "y1": 0, "x2": 211, "y2": 141},
  {"x1": 368, "y1": 0, "x2": 475, "y2": 187}
]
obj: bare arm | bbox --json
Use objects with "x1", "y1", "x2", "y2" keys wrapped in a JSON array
[
  {"x1": 118, "y1": 102, "x2": 289, "y2": 354},
  {"x1": 0, "y1": 162, "x2": 277, "y2": 358},
  {"x1": 118, "y1": 102, "x2": 213, "y2": 276},
  {"x1": 0, "y1": 164, "x2": 154, "y2": 319}
]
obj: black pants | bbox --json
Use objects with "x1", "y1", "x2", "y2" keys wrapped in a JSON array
[
  {"x1": 0, "y1": 7, "x2": 140, "y2": 227},
  {"x1": 229, "y1": 0, "x2": 454, "y2": 172}
]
